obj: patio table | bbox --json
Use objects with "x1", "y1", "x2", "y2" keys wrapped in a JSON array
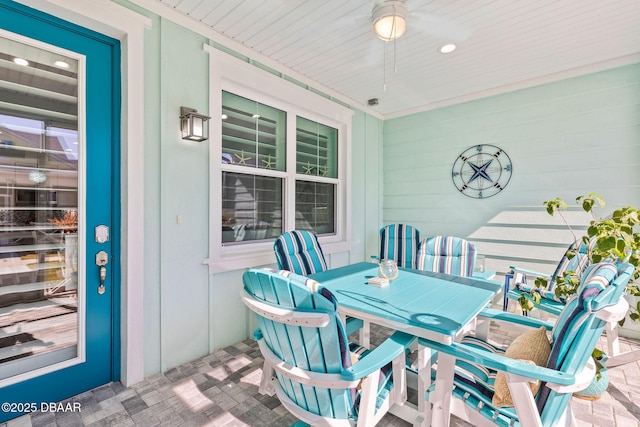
[{"x1": 309, "y1": 261, "x2": 501, "y2": 427}]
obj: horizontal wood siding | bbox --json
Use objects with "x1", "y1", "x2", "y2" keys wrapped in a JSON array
[{"x1": 383, "y1": 63, "x2": 640, "y2": 275}]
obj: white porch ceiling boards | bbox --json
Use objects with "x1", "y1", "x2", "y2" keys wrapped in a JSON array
[{"x1": 152, "y1": 0, "x2": 640, "y2": 117}]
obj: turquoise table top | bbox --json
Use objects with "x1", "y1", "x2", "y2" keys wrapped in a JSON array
[{"x1": 309, "y1": 262, "x2": 501, "y2": 344}]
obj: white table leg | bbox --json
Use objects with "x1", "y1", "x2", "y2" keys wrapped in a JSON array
[
  {"x1": 416, "y1": 344, "x2": 432, "y2": 427},
  {"x1": 430, "y1": 353, "x2": 456, "y2": 427},
  {"x1": 360, "y1": 320, "x2": 371, "y2": 349}
]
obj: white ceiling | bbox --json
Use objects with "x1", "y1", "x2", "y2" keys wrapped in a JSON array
[{"x1": 149, "y1": 0, "x2": 640, "y2": 117}]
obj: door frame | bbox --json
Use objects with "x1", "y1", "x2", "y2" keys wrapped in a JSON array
[{"x1": 13, "y1": 0, "x2": 151, "y2": 386}]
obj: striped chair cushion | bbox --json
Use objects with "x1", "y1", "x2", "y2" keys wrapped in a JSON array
[
  {"x1": 417, "y1": 236, "x2": 477, "y2": 277},
  {"x1": 273, "y1": 230, "x2": 328, "y2": 275},
  {"x1": 349, "y1": 343, "x2": 394, "y2": 415},
  {"x1": 515, "y1": 239, "x2": 596, "y2": 303},
  {"x1": 535, "y1": 262, "x2": 619, "y2": 412},
  {"x1": 379, "y1": 224, "x2": 421, "y2": 269},
  {"x1": 437, "y1": 335, "x2": 520, "y2": 424},
  {"x1": 429, "y1": 262, "x2": 625, "y2": 426}
]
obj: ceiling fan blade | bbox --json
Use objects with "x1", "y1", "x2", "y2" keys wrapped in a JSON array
[{"x1": 408, "y1": 13, "x2": 470, "y2": 41}]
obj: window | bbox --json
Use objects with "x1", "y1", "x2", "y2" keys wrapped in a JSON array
[
  {"x1": 206, "y1": 47, "x2": 352, "y2": 272},
  {"x1": 221, "y1": 92, "x2": 285, "y2": 244},
  {"x1": 220, "y1": 93, "x2": 339, "y2": 243}
]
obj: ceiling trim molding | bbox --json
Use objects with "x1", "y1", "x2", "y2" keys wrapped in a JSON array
[
  {"x1": 384, "y1": 54, "x2": 640, "y2": 120},
  {"x1": 128, "y1": 0, "x2": 384, "y2": 120}
]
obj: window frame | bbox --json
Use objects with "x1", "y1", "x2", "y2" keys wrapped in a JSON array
[{"x1": 205, "y1": 46, "x2": 352, "y2": 273}]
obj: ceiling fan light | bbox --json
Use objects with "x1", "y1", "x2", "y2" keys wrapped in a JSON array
[{"x1": 372, "y1": 1, "x2": 408, "y2": 41}]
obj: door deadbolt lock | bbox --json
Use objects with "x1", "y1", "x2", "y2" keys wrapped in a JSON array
[
  {"x1": 95, "y1": 225, "x2": 109, "y2": 244},
  {"x1": 96, "y1": 251, "x2": 108, "y2": 294}
]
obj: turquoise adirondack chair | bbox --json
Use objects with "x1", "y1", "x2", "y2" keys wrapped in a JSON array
[
  {"x1": 273, "y1": 230, "x2": 368, "y2": 346},
  {"x1": 274, "y1": 230, "x2": 328, "y2": 275},
  {"x1": 416, "y1": 236, "x2": 477, "y2": 277},
  {"x1": 378, "y1": 224, "x2": 421, "y2": 269},
  {"x1": 418, "y1": 262, "x2": 633, "y2": 427},
  {"x1": 504, "y1": 238, "x2": 596, "y2": 315},
  {"x1": 241, "y1": 269, "x2": 416, "y2": 427}
]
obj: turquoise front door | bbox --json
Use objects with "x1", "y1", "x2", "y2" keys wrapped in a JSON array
[{"x1": 0, "y1": 1, "x2": 120, "y2": 420}]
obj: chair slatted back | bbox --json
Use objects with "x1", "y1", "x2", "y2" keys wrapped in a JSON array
[
  {"x1": 417, "y1": 236, "x2": 477, "y2": 277},
  {"x1": 379, "y1": 224, "x2": 421, "y2": 269},
  {"x1": 243, "y1": 269, "x2": 353, "y2": 419},
  {"x1": 547, "y1": 238, "x2": 597, "y2": 295},
  {"x1": 537, "y1": 262, "x2": 632, "y2": 423},
  {"x1": 274, "y1": 230, "x2": 328, "y2": 275}
]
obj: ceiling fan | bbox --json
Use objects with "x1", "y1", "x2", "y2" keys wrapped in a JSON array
[
  {"x1": 368, "y1": 0, "x2": 469, "y2": 91},
  {"x1": 371, "y1": 0, "x2": 469, "y2": 41},
  {"x1": 372, "y1": 0, "x2": 408, "y2": 41}
]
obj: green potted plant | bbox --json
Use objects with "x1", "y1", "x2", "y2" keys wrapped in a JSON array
[
  {"x1": 572, "y1": 347, "x2": 609, "y2": 400},
  {"x1": 517, "y1": 193, "x2": 639, "y2": 397},
  {"x1": 518, "y1": 192, "x2": 639, "y2": 317}
]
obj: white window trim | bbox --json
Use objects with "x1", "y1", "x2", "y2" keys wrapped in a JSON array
[{"x1": 204, "y1": 45, "x2": 353, "y2": 273}]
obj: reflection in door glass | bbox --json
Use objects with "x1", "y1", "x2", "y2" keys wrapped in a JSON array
[{"x1": 0, "y1": 34, "x2": 79, "y2": 381}]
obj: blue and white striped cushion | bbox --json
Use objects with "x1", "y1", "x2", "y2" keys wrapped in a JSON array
[
  {"x1": 417, "y1": 236, "x2": 477, "y2": 277},
  {"x1": 441, "y1": 262, "x2": 622, "y2": 424},
  {"x1": 515, "y1": 239, "x2": 596, "y2": 303},
  {"x1": 439, "y1": 335, "x2": 520, "y2": 423},
  {"x1": 274, "y1": 230, "x2": 328, "y2": 275},
  {"x1": 379, "y1": 224, "x2": 421, "y2": 269},
  {"x1": 535, "y1": 262, "x2": 619, "y2": 412}
]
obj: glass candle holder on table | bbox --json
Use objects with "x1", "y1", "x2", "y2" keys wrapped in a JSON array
[{"x1": 378, "y1": 259, "x2": 399, "y2": 281}]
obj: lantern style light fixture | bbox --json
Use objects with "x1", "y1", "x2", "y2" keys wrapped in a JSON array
[
  {"x1": 372, "y1": 0, "x2": 408, "y2": 41},
  {"x1": 180, "y1": 106, "x2": 210, "y2": 142}
]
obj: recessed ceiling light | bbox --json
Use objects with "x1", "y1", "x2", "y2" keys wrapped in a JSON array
[
  {"x1": 54, "y1": 60, "x2": 69, "y2": 68},
  {"x1": 439, "y1": 44, "x2": 457, "y2": 54},
  {"x1": 221, "y1": 114, "x2": 228, "y2": 120},
  {"x1": 28, "y1": 170, "x2": 47, "y2": 184},
  {"x1": 252, "y1": 114, "x2": 260, "y2": 119},
  {"x1": 13, "y1": 57, "x2": 29, "y2": 66}
]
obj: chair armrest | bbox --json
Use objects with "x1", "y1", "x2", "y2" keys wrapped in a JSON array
[
  {"x1": 345, "y1": 317, "x2": 364, "y2": 336},
  {"x1": 478, "y1": 308, "x2": 554, "y2": 331},
  {"x1": 508, "y1": 266, "x2": 551, "y2": 279},
  {"x1": 342, "y1": 331, "x2": 416, "y2": 381},
  {"x1": 417, "y1": 337, "x2": 575, "y2": 386},
  {"x1": 595, "y1": 297, "x2": 629, "y2": 323}
]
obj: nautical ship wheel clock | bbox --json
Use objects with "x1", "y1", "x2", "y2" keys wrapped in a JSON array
[{"x1": 451, "y1": 144, "x2": 512, "y2": 199}]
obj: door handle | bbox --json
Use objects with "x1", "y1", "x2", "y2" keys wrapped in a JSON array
[{"x1": 96, "y1": 251, "x2": 108, "y2": 294}]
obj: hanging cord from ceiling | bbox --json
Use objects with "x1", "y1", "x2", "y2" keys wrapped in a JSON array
[{"x1": 382, "y1": 4, "x2": 400, "y2": 91}]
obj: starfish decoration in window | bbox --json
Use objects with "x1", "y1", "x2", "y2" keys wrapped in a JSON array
[
  {"x1": 319, "y1": 164, "x2": 328, "y2": 176},
  {"x1": 261, "y1": 154, "x2": 274, "y2": 169},
  {"x1": 235, "y1": 150, "x2": 251, "y2": 165},
  {"x1": 303, "y1": 162, "x2": 315, "y2": 174}
]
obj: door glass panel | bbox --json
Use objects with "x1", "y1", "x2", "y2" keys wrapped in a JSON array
[{"x1": 0, "y1": 34, "x2": 80, "y2": 381}]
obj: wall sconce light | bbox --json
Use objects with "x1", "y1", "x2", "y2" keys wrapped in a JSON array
[{"x1": 180, "y1": 107, "x2": 210, "y2": 142}]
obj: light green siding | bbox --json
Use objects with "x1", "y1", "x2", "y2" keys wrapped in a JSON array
[
  {"x1": 119, "y1": 0, "x2": 639, "y2": 377},
  {"x1": 135, "y1": 10, "x2": 382, "y2": 374},
  {"x1": 383, "y1": 63, "x2": 640, "y2": 274}
]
